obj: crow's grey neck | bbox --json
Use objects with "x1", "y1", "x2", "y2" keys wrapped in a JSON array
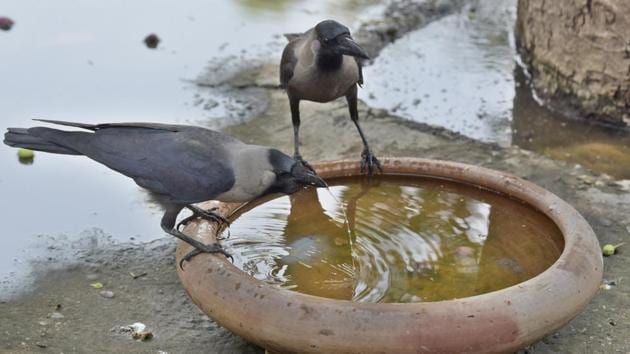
[{"x1": 216, "y1": 146, "x2": 276, "y2": 203}]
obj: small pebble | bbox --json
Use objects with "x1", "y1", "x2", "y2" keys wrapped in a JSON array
[
  {"x1": 99, "y1": 290, "x2": 115, "y2": 298},
  {"x1": 0, "y1": 16, "x2": 14, "y2": 31},
  {"x1": 144, "y1": 33, "x2": 160, "y2": 49},
  {"x1": 50, "y1": 312, "x2": 64, "y2": 320},
  {"x1": 132, "y1": 331, "x2": 153, "y2": 341},
  {"x1": 334, "y1": 237, "x2": 348, "y2": 246},
  {"x1": 454, "y1": 246, "x2": 474, "y2": 258}
]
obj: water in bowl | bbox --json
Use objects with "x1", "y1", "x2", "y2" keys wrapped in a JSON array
[{"x1": 225, "y1": 176, "x2": 564, "y2": 303}]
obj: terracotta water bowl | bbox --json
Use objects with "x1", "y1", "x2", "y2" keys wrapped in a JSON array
[{"x1": 176, "y1": 158, "x2": 602, "y2": 353}]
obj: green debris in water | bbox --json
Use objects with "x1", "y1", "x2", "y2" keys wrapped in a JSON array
[
  {"x1": 17, "y1": 148, "x2": 35, "y2": 165},
  {"x1": 17, "y1": 148, "x2": 34, "y2": 159}
]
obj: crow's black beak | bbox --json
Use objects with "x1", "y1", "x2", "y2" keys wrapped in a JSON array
[
  {"x1": 337, "y1": 35, "x2": 369, "y2": 60},
  {"x1": 308, "y1": 173, "x2": 327, "y2": 188},
  {"x1": 291, "y1": 163, "x2": 327, "y2": 188}
]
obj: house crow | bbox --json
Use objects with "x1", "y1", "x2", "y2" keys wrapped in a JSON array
[
  {"x1": 280, "y1": 19, "x2": 382, "y2": 175},
  {"x1": 4, "y1": 120, "x2": 325, "y2": 268}
]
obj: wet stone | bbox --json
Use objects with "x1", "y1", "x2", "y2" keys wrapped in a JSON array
[
  {"x1": 144, "y1": 34, "x2": 160, "y2": 49},
  {"x1": 99, "y1": 290, "x2": 115, "y2": 298},
  {"x1": 49, "y1": 312, "x2": 64, "y2": 320},
  {"x1": 0, "y1": 17, "x2": 14, "y2": 31}
]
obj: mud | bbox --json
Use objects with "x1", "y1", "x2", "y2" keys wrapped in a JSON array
[{"x1": 2, "y1": 0, "x2": 630, "y2": 353}]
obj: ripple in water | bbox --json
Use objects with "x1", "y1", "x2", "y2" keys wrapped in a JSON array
[{"x1": 224, "y1": 176, "x2": 563, "y2": 303}]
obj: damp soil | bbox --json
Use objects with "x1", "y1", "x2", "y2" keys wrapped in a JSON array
[{"x1": 227, "y1": 176, "x2": 563, "y2": 303}]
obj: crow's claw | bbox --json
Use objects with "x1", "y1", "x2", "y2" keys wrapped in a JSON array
[
  {"x1": 360, "y1": 149, "x2": 382, "y2": 176},
  {"x1": 177, "y1": 206, "x2": 230, "y2": 231},
  {"x1": 197, "y1": 207, "x2": 230, "y2": 226},
  {"x1": 179, "y1": 243, "x2": 233, "y2": 270}
]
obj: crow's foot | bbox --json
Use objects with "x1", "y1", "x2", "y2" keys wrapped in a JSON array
[
  {"x1": 177, "y1": 206, "x2": 230, "y2": 230},
  {"x1": 179, "y1": 243, "x2": 233, "y2": 270},
  {"x1": 360, "y1": 149, "x2": 382, "y2": 176}
]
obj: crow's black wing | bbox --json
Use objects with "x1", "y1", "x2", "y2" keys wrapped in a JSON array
[
  {"x1": 354, "y1": 57, "x2": 364, "y2": 87},
  {"x1": 33, "y1": 119, "x2": 180, "y2": 132},
  {"x1": 280, "y1": 39, "x2": 299, "y2": 89},
  {"x1": 29, "y1": 125, "x2": 237, "y2": 204}
]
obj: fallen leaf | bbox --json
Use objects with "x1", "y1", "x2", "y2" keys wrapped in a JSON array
[{"x1": 90, "y1": 282, "x2": 104, "y2": 289}]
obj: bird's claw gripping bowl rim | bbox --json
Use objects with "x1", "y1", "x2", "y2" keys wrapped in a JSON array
[{"x1": 176, "y1": 157, "x2": 602, "y2": 354}]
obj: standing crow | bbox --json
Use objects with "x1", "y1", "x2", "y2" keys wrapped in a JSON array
[{"x1": 280, "y1": 19, "x2": 381, "y2": 175}]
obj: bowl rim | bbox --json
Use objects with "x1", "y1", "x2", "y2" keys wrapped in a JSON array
[{"x1": 176, "y1": 158, "x2": 603, "y2": 353}]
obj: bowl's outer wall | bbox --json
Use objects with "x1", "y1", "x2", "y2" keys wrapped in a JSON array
[{"x1": 176, "y1": 158, "x2": 603, "y2": 354}]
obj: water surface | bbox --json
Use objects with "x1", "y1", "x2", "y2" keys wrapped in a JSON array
[
  {"x1": 0, "y1": 0, "x2": 379, "y2": 295},
  {"x1": 226, "y1": 176, "x2": 564, "y2": 302}
]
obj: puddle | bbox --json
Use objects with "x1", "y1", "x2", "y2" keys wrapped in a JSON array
[
  {"x1": 226, "y1": 176, "x2": 563, "y2": 302},
  {"x1": 0, "y1": 0, "x2": 380, "y2": 293},
  {"x1": 361, "y1": 0, "x2": 630, "y2": 179},
  {"x1": 512, "y1": 68, "x2": 630, "y2": 179},
  {"x1": 361, "y1": 0, "x2": 518, "y2": 146}
]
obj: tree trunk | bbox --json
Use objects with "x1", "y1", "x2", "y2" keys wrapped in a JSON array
[{"x1": 516, "y1": 0, "x2": 630, "y2": 126}]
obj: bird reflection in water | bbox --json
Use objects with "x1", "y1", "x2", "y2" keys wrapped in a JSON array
[{"x1": 227, "y1": 177, "x2": 563, "y2": 303}]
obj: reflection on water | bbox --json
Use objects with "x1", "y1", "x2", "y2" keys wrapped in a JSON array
[{"x1": 227, "y1": 176, "x2": 563, "y2": 302}]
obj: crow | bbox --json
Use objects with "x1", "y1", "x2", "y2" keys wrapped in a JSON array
[
  {"x1": 280, "y1": 19, "x2": 382, "y2": 175},
  {"x1": 4, "y1": 120, "x2": 326, "y2": 268}
]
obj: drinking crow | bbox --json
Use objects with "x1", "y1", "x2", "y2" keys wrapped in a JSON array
[
  {"x1": 4, "y1": 120, "x2": 326, "y2": 268},
  {"x1": 280, "y1": 19, "x2": 382, "y2": 175}
]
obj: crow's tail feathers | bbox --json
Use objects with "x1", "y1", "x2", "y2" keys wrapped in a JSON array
[
  {"x1": 32, "y1": 119, "x2": 97, "y2": 131},
  {"x1": 3, "y1": 127, "x2": 80, "y2": 155}
]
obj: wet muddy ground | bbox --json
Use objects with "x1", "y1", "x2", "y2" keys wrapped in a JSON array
[{"x1": 2, "y1": 0, "x2": 630, "y2": 353}]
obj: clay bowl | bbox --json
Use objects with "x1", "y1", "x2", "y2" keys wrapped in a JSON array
[{"x1": 176, "y1": 158, "x2": 602, "y2": 353}]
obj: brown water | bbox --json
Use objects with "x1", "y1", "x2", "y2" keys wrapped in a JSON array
[{"x1": 225, "y1": 176, "x2": 564, "y2": 303}]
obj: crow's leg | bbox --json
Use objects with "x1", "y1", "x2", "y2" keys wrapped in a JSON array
[
  {"x1": 162, "y1": 204, "x2": 232, "y2": 270},
  {"x1": 346, "y1": 85, "x2": 382, "y2": 176},
  {"x1": 289, "y1": 94, "x2": 315, "y2": 172}
]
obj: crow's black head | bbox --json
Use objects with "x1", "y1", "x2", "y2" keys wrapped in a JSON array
[
  {"x1": 265, "y1": 149, "x2": 326, "y2": 195},
  {"x1": 315, "y1": 20, "x2": 350, "y2": 42},
  {"x1": 314, "y1": 20, "x2": 369, "y2": 60}
]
